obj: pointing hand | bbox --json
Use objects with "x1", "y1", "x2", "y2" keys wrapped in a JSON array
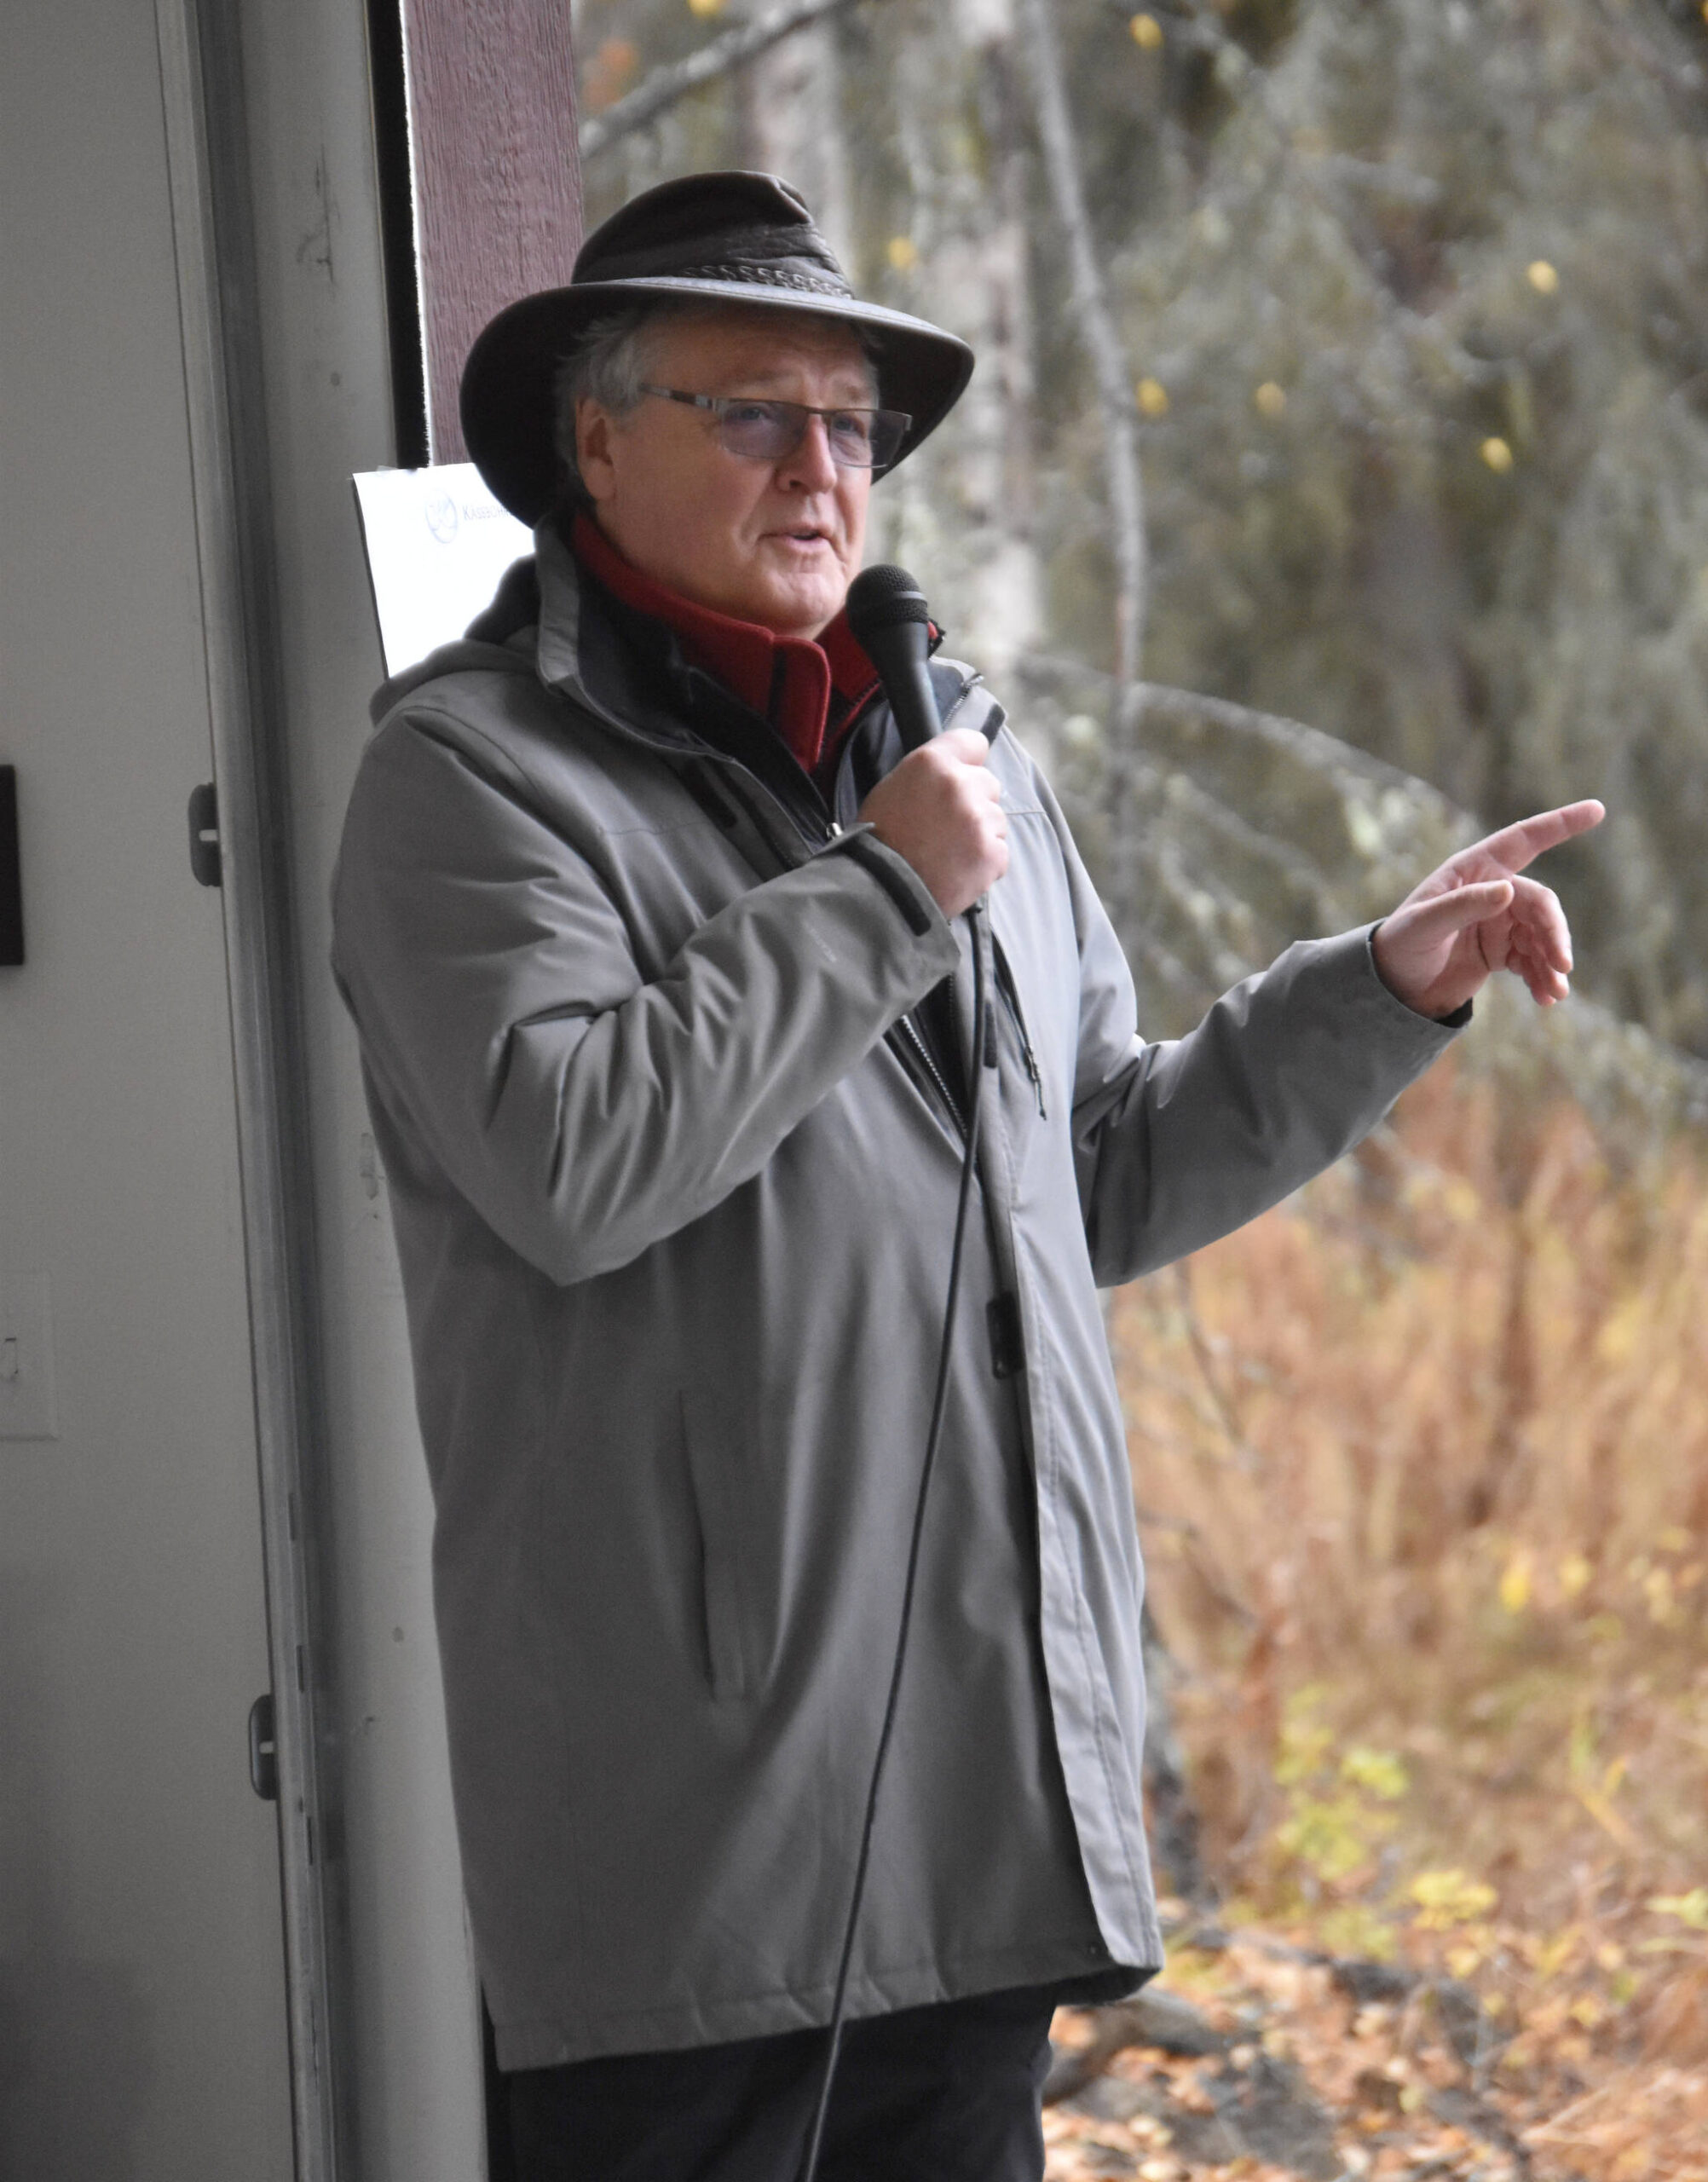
[{"x1": 1370, "y1": 800, "x2": 1606, "y2": 1019}]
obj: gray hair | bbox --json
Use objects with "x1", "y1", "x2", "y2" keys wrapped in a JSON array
[
  {"x1": 550, "y1": 300, "x2": 882, "y2": 509},
  {"x1": 551, "y1": 302, "x2": 695, "y2": 506}
]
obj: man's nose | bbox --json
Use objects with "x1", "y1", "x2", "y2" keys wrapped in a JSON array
[{"x1": 781, "y1": 413, "x2": 840, "y2": 491}]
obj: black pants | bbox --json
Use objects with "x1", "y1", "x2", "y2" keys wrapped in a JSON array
[{"x1": 503, "y1": 1985, "x2": 1057, "y2": 2182}]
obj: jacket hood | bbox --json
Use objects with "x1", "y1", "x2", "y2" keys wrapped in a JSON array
[
  {"x1": 367, "y1": 526, "x2": 582, "y2": 728},
  {"x1": 368, "y1": 632, "x2": 531, "y2": 725}
]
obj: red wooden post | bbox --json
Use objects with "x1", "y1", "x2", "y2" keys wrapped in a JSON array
[{"x1": 398, "y1": 0, "x2": 583, "y2": 462}]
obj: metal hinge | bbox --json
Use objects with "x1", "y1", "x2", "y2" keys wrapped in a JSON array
[
  {"x1": 188, "y1": 782, "x2": 222, "y2": 886},
  {"x1": 248, "y1": 1692, "x2": 278, "y2": 1801}
]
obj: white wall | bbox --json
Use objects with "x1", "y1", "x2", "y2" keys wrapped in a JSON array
[
  {"x1": 0, "y1": 1, "x2": 294, "y2": 2173},
  {"x1": 3, "y1": 0, "x2": 507, "y2": 2168}
]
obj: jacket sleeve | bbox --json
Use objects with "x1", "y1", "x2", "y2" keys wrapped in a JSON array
[
  {"x1": 331, "y1": 707, "x2": 961, "y2": 1286},
  {"x1": 1040, "y1": 774, "x2": 1463, "y2": 1285}
]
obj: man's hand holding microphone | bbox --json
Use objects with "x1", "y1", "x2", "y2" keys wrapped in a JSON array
[
  {"x1": 844, "y1": 565, "x2": 1008, "y2": 921},
  {"x1": 860, "y1": 730, "x2": 1009, "y2": 920}
]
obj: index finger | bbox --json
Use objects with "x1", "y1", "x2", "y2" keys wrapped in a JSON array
[{"x1": 1474, "y1": 799, "x2": 1604, "y2": 875}]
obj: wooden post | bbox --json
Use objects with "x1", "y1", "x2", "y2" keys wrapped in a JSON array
[{"x1": 398, "y1": 0, "x2": 583, "y2": 461}]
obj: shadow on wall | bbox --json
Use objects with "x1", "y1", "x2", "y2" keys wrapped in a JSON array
[{"x1": 0, "y1": 1567, "x2": 153, "y2": 2180}]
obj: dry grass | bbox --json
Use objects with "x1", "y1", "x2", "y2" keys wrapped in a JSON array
[{"x1": 1098, "y1": 1056, "x2": 1708, "y2": 2169}]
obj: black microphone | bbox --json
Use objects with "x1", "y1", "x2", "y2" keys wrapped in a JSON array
[{"x1": 846, "y1": 564, "x2": 940, "y2": 753}]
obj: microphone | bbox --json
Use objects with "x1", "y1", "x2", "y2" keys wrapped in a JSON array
[{"x1": 846, "y1": 564, "x2": 940, "y2": 753}]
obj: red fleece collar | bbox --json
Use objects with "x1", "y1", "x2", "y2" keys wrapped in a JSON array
[{"x1": 571, "y1": 514, "x2": 880, "y2": 776}]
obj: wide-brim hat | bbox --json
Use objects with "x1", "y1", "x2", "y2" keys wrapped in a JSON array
[{"x1": 459, "y1": 170, "x2": 975, "y2": 526}]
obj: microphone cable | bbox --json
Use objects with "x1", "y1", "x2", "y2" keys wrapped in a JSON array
[{"x1": 795, "y1": 902, "x2": 991, "y2": 2182}]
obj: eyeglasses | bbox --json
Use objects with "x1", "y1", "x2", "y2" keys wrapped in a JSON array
[{"x1": 638, "y1": 386, "x2": 912, "y2": 471}]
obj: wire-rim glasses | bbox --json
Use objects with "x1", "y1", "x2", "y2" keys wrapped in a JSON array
[{"x1": 638, "y1": 386, "x2": 912, "y2": 471}]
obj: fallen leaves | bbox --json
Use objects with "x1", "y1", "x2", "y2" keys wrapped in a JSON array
[{"x1": 1045, "y1": 1929, "x2": 1708, "y2": 2179}]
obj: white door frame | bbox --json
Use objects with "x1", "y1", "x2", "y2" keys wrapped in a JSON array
[{"x1": 154, "y1": 3, "x2": 347, "y2": 2173}]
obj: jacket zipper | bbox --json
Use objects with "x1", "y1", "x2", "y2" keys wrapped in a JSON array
[
  {"x1": 894, "y1": 1010, "x2": 967, "y2": 1139},
  {"x1": 992, "y1": 938, "x2": 1046, "y2": 1117},
  {"x1": 811, "y1": 750, "x2": 967, "y2": 1140}
]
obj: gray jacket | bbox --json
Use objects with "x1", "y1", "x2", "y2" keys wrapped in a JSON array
[{"x1": 331, "y1": 522, "x2": 1459, "y2": 2070}]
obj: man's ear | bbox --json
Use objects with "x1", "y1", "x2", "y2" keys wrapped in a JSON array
[{"x1": 577, "y1": 398, "x2": 620, "y2": 505}]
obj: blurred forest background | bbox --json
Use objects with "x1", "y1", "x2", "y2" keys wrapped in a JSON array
[{"x1": 574, "y1": 0, "x2": 1708, "y2": 2171}]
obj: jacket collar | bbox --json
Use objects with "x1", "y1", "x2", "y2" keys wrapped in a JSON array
[
  {"x1": 564, "y1": 514, "x2": 879, "y2": 775},
  {"x1": 529, "y1": 518, "x2": 850, "y2": 855}
]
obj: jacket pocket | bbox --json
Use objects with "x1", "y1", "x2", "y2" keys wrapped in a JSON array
[
  {"x1": 991, "y1": 933, "x2": 1047, "y2": 1117},
  {"x1": 679, "y1": 1399, "x2": 757, "y2": 1703}
]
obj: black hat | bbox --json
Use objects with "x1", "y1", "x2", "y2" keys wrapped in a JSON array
[{"x1": 459, "y1": 170, "x2": 975, "y2": 526}]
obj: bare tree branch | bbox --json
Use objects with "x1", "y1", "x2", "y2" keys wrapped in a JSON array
[
  {"x1": 1013, "y1": 655, "x2": 1476, "y2": 820},
  {"x1": 580, "y1": 0, "x2": 887, "y2": 160},
  {"x1": 1014, "y1": 0, "x2": 1151, "y2": 927},
  {"x1": 1014, "y1": 0, "x2": 1148, "y2": 690}
]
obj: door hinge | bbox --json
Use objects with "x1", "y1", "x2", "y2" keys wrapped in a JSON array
[
  {"x1": 188, "y1": 782, "x2": 222, "y2": 886},
  {"x1": 248, "y1": 1692, "x2": 279, "y2": 1801}
]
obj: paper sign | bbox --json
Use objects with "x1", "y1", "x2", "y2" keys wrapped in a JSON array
[{"x1": 352, "y1": 465, "x2": 534, "y2": 676}]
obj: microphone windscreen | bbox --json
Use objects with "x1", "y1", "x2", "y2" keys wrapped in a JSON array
[{"x1": 846, "y1": 564, "x2": 930, "y2": 644}]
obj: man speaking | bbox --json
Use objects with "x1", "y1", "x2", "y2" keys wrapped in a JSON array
[{"x1": 331, "y1": 171, "x2": 1600, "y2": 2179}]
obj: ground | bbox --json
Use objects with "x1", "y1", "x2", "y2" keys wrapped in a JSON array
[{"x1": 1046, "y1": 1915, "x2": 1708, "y2": 2180}]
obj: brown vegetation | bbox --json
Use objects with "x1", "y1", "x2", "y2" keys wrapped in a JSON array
[{"x1": 1049, "y1": 1058, "x2": 1708, "y2": 2175}]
